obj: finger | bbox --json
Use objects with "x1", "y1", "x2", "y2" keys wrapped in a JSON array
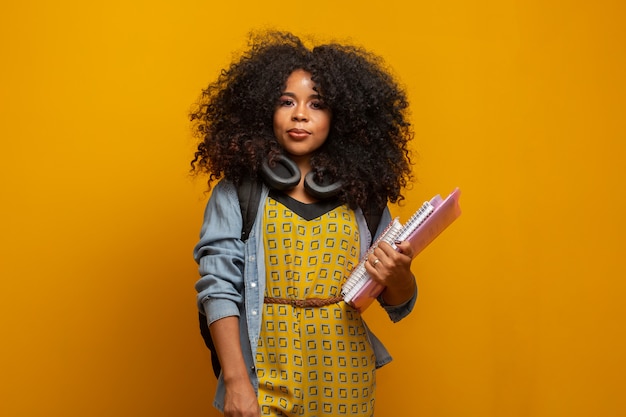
[
  {"x1": 394, "y1": 240, "x2": 415, "y2": 258},
  {"x1": 376, "y1": 241, "x2": 406, "y2": 262},
  {"x1": 368, "y1": 249, "x2": 388, "y2": 270},
  {"x1": 376, "y1": 241, "x2": 397, "y2": 256},
  {"x1": 369, "y1": 256, "x2": 381, "y2": 268},
  {"x1": 364, "y1": 258, "x2": 379, "y2": 278}
]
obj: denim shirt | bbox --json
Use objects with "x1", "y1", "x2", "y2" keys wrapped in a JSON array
[{"x1": 193, "y1": 179, "x2": 417, "y2": 412}]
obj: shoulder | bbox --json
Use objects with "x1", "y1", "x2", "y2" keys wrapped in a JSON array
[
  {"x1": 213, "y1": 178, "x2": 236, "y2": 194},
  {"x1": 199, "y1": 179, "x2": 241, "y2": 226},
  {"x1": 208, "y1": 179, "x2": 239, "y2": 205},
  {"x1": 196, "y1": 180, "x2": 246, "y2": 242}
]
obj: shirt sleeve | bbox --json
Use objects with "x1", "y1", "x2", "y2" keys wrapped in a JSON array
[
  {"x1": 377, "y1": 285, "x2": 418, "y2": 322},
  {"x1": 193, "y1": 180, "x2": 246, "y2": 325}
]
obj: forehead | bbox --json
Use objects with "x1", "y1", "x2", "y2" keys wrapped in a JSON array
[{"x1": 283, "y1": 69, "x2": 318, "y2": 92}]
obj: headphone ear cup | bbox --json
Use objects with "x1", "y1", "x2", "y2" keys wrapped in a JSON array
[
  {"x1": 260, "y1": 154, "x2": 301, "y2": 191},
  {"x1": 304, "y1": 171, "x2": 343, "y2": 200}
]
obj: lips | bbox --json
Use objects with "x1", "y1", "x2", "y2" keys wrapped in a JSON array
[{"x1": 287, "y1": 128, "x2": 311, "y2": 139}]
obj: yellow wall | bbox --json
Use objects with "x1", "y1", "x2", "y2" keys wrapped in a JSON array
[{"x1": 1, "y1": 1, "x2": 624, "y2": 416}]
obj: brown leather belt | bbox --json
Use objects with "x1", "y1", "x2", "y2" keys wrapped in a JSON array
[{"x1": 263, "y1": 296, "x2": 343, "y2": 308}]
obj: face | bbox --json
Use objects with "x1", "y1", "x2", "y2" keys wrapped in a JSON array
[{"x1": 273, "y1": 69, "x2": 331, "y2": 163}]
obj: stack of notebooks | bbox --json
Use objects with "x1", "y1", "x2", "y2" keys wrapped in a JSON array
[{"x1": 341, "y1": 188, "x2": 462, "y2": 312}]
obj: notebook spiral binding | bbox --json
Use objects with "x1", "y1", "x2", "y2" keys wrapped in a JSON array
[{"x1": 341, "y1": 201, "x2": 435, "y2": 302}]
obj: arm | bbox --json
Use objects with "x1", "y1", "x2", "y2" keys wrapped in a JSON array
[
  {"x1": 210, "y1": 317, "x2": 261, "y2": 417},
  {"x1": 193, "y1": 181, "x2": 260, "y2": 416}
]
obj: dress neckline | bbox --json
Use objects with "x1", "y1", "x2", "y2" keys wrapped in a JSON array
[{"x1": 268, "y1": 189, "x2": 343, "y2": 221}]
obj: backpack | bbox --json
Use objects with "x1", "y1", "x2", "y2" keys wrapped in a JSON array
[{"x1": 198, "y1": 178, "x2": 382, "y2": 378}]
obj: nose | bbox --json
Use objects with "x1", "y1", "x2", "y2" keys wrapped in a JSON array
[{"x1": 291, "y1": 105, "x2": 308, "y2": 122}]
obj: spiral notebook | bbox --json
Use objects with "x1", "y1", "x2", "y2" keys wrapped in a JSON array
[{"x1": 341, "y1": 188, "x2": 462, "y2": 312}]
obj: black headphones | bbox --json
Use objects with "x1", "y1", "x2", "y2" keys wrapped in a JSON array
[{"x1": 260, "y1": 155, "x2": 343, "y2": 200}]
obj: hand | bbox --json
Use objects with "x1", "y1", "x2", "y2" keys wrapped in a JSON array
[
  {"x1": 364, "y1": 240, "x2": 416, "y2": 306},
  {"x1": 223, "y1": 377, "x2": 261, "y2": 417}
]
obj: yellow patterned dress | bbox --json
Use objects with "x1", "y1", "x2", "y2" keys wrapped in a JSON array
[{"x1": 256, "y1": 192, "x2": 376, "y2": 417}]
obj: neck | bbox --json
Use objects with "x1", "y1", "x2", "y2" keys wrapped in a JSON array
[
  {"x1": 285, "y1": 154, "x2": 316, "y2": 203},
  {"x1": 287, "y1": 154, "x2": 311, "y2": 175}
]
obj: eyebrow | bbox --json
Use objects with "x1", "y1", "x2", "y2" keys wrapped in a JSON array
[{"x1": 280, "y1": 92, "x2": 324, "y2": 100}]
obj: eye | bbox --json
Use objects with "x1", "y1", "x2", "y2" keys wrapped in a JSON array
[
  {"x1": 278, "y1": 96, "x2": 294, "y2": 107},
  {"x1": 311, "y1": 100, "x2": 327, "y2": 110}
]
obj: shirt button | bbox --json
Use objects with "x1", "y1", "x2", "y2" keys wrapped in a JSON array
[
  {"x1": 249, "y1": 255, "x2": 255, "y2": 262},
  {"x1": 251, "y1": 282, "x2": 256, "y2": 288}
]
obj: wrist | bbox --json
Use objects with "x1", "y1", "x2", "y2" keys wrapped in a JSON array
[
  {"x1": 381, "y1": 275, "x2": 416, "y2": 305},
  {"x1": 222, "y1": 369, "x2": 251, "y2": 386}
]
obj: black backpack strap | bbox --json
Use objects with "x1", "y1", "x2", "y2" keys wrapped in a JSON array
[
  {"x1": 363, "y1": 199, "x2": 385, "y2": 242},
  {"x1": 199, "y1": 177, "x2": 263, "y2": 378},
  {"x1": 237, "y1": 176, "x2": 263, "y2": 241}
]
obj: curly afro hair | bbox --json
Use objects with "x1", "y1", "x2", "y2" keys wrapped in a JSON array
[{"x1": 190, "y1": 31, "x2": 414, "y2": 211}]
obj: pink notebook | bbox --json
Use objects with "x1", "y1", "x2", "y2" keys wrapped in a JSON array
[{"x1": 342, "y1": 188, "x2": 462, "y2": 312}]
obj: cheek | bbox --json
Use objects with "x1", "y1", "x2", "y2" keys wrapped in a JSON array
[{"x1": 273, "y1": 108, "x2": 289, "y2": 127}]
